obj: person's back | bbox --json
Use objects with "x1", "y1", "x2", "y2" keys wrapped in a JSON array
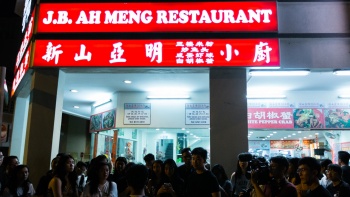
[{"x1": 338, "y1": 151, "x2": 350, "y2": 184}]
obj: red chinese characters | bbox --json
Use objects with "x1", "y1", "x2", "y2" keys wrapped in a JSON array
[{"x1": 33, "y1": 39, "x2": 280, "y2": 67}]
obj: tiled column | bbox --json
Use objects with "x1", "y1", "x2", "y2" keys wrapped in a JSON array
[
  {"x1": 23, "y1": 69, "x2": 65, "y2": 186},
  {"x1": 210, "y1": 68, "x2": 248, "y2": 175}
]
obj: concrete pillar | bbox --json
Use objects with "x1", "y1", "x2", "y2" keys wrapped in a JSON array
[
  {"x1": 10, "y1": 96, "x2": 29, "y2": 163},
  {"x1": 23, "y1": 69, "x2": 65, "y2": 186},
  {"x1": 210, "y1": 68, "x2": 248, "y2": 175}
]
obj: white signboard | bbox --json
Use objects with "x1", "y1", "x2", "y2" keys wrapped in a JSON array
[
  {"x1": 185, "y1": 103, "x2": 210, "y2": 125},
  {"x1": 124, "y1": 103, "x2": 151, "y2": 125}
]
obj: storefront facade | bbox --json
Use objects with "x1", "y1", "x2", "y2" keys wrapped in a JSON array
[{"x1": 10, "y1": 0, "x2": 350, "y2": 186}]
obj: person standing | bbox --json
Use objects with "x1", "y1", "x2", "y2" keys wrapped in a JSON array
[
  {"x1": 297, "y1": 157, "x2": 331, "y2": 197},
  {"x1": 319, "y1": 159, "x2": 332, "y2": 188},
  {"x1": 177, "y1": 148, "x2": 194, "y2": 183},
  {"x1": 3, "y1": 165, "x2": 35, "y2": 197},
  {"x1": 83, "y1": 161, "x2": 118, "y2": 197},
  {"x1": 231, "y1": 153, "x2": 252, "y2": 197},
  {"x1": 185, "y1": 147, "x2": 220, "y2": 197},
  {"x1": 326, "y1": 164, "x2": 350, "y2": 197},
  {"x1": 337, "y1": 151, "x2": 350, "y2": 184},
  {"x1": 126, "y1": 164, "x2": 149, "y2": 197}
]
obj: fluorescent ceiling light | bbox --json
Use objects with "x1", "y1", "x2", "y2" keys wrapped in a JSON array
[
  {"x1": 93, "y1": 99, "x2": 112, "y2": 107},
  {"x1": 124, "y1": 80, "x2": 132, "y2": 84},
  {"x1": 247, "y1": 95, "x2": 286, "y2": 99},
  {"x1": 70, "y1": 89, "x2": 78, "y2": 93},
  {"x1": 73, "y1": 106, "x2": 80, "y2": 109},
  {"x1": 147, "y1": 94, "x2": 190, "y2": 99},
  {"x1": 249, "y1": 70, "x2": 310, "y2": 76},
  {"x1": 333, "y1": 70, "x2": 350, "y2": 76},
  {"x1": 339, "y1": 95, "x2": 350, "y2": 99}
]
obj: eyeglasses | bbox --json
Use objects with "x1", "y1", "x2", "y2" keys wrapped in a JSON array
[{"x1": 297, "y1": 168, "x2": 308, "y2": 173}]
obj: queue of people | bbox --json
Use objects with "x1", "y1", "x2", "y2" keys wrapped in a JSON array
[{"x1": 0, "y1": 149, "x2": 350, "y2": 197}]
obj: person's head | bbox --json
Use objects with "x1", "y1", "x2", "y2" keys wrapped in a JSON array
[
  {"x1": 327, "y1": 164, "x2": 342, "y2": 182},
  {"x1": 95, "y1": 154, "x2": 109, "y2": 163},
  {"x1": 152, "y1": 160, "x2": 163, "y2": 176},
  {"x1": 298, "y1": 157, "x2": 322, "y2": 186},
  {"x1": 3, "y1": 156, "x2": 19, "y2": 173},
  {"x1": 211, "y1": 164, "x2": 228, "y2": 182},
  {"x1": 269, "y1": 156, "x2": 289, "y2": 178},
  {"x1": 14, "y1": 165, "x2": 30, "y2": 182},
  {"x1": 115, "y1": 157, "x2": 127, "y2": 173},
  {"x1": 126, "y1": 164, "x2": 149, "y2": 194},
  {"x1": 51, "y1": 157, "x2": 59, "y2": 171},
  {"x1": 288, "y1": 157, "x2": 300, "y2": 176},
  {"x1": 163, "y1": 159, "x2": 178, "y2": 178},
  {"x1": 76, "y1": 161, "x2": 87, "y2": 175},
  {"x1": 144, "y1": 153, "x2": 155, "y2": 169},
  {"x1": 338, "y1": 151, "x2": 350, "y2": 165},
  {"x1": 181, "y1": 148, "x2": 192, "y2": 166},
  {"x1": 320, "y1": 159, "x2": 332, "y2": 174},
  {"x1": 191, "y1": 147, "x2": 207, "y2": 171},
  {"x1": 237, "y1": 152, "x2": 252, "y2": 172},
  {"x1": 54, "y1": 154, "x2": 75, "y2": 176}
]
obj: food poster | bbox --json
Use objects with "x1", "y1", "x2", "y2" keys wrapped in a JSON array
[
  {"x1": 124, "y1": 103, "x2": 151, "y2": 125},
  {"x1": 248, "y1": 108, "x2": 294, "y2": 129},
  {"x1": 293, "y1": 108, "x2": 324, "y2": 129},
  {"x1": 90, "y1": 109, "x2": 117, "y2": 132},
  {"x1": 102, "y1": 109, "x2": 116, "y2": 129},
  {"x1": 90, "y1": 114, "x2": 102, "y2": 132},
  {"x1": 324, "y1": 109, "x2": 350, "y2": 128},
  {"x1": 270, "y1": 140, "x2": 313, "y2": 149}
]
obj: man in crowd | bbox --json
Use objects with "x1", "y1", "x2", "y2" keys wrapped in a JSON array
[
  {"x1": 326, "y1": 164, "x2": 350, "y2": 197},
  {"x1": 126, "y1": 164, "x2": 149, "y2": 197},
  {"x1": 251, "y1": 156, "x2": 297, "y2": 197},
  {"x1": 143, "y1": 153, "x2": 155, "y2": 170},
  {"x1": 185, "y1": 147, "x2": 220, "y2": 197},
  {"x1": 178, "y1": 148, "x2": 194, "y2": 182},
  {"x1": 338, "y1": 151, "x2": 350, "y2": 184},
  {"x1": 298, "y1": 157, "x2": 331, "y2": 197}
]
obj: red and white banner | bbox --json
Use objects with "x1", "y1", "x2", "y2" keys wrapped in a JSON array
[
  {"x1": 33, "y1": 39, "x2": 280, "y2": 67},
  {"x1": 12, "y1": 46, "x2": 31, "y2": 97},
  {"x1": 248, "y1": 108, "x2": 294, "y2": 129},
  {"x1": 37, "y1": 2, "x2": 278, "y2": 33}
]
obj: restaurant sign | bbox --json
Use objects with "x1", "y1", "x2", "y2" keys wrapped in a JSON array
[
  {"x1": 33, "y1": 39, "x2": 279, "y2": 67},
  {"x1": 37, "y1": 2, "x2": 278, "y2": 33}
]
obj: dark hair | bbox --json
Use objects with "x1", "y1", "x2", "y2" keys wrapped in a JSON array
[
  {"x1": 181, "y1": 148, "x2": 191, "y2": 154},
  {"x1": 3, "y1": 156, "x2": 19, "y2": 171},
  {"x1": 163, "y1": 159, "x2": 179, "y2": 178},
  {"x1": 328, "y1": 164, "x2": 342, "y2": 176},
  {"x1": 338, "y1": 151, "x2": 350, "y2": 165},
  {"x1": 8, "y1": 165, "x2": 31, "y2": 197},
  {"x1": 88, "y1": 161, "x2": 113, "y2": 195},
  {"x1": 288, "y1": 157, "x2": 301, "y2": 185},
  {"x1": 320, "y1": 159, "x2": 332, "y2": 169},
  {"x1": 238, "y1": 153, "x2": 253, "y2": 162},
  {"x1": 53, "y1": 154, "x2": 77, "y2": 194},
  {"x1": 76, "y1": 161, "x2": 87, "y2": 169},
  {"x1": 126, "y1": 164, "x2": 149, "y2": 191},
  {"x1": 115, "y1": 157, "x2": 127, "y2": 165},
  {"x1": 150, "y1": 160, "x2": 164, "y2": 179},
  {"x1": 144, "y1": 153, "x2": 155, "y2": 162},
  {"x1": 270, "y1": 156, "x2": 289, "y2": 171},
  {"x1": 299, "y1": 157, "x2": 322, "y2": 179},
  {"x1": 192, "y1": 147, "x2": 207, "y2": 161},
  {"x1": 211, "y1": 164, "x2": 229, "y2": 184}
]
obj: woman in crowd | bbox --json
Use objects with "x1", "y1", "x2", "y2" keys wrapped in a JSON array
[
  {"x1": 3, "y1": 165, "x2": 35, "y2": 197},
  {"x1": 83, "y1": 161, "x2": 118, "y2": 197},
  {"x1": 231, "y1": 153, "x2": 252, "y2": 197},
  {"x1": 156, "y1": 159, "x2": 185, "y2": 197},
  {"x1": 212, "y1": 164, "x2": 233, "y2": 197},
  {"x1": 112, "y1": 157, "x2": 128, "y2": 195},
  {"x1": 287, "y1": 157, "x2": 301, "y2": 186},
  {"x1": 147, "y1": 160, "x2": 165, "y2": 197},
  {"x1": 48, "y1": 154, "x2": 78, "y2": 197}
]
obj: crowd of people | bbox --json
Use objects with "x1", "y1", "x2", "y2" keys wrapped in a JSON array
[{"x1": 0, "y1": 148, "x2": 349, "y2": 197}]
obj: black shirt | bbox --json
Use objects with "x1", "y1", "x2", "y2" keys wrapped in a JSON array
[
  {"x1": 306, "y1": 185, "x2": 332, "y2": 197},
  {"x1": 326, "y1": 181, "x2": 350, "y2": 197},
  {"x1": 185, "y1": 170, "x2": 220, "y2": 197},
  {"x1": 341, "y1": 165, "x2": 350, "y2": 184}
]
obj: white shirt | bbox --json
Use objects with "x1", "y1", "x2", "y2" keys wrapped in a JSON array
[{"x1": 83, "y1": 181, "x2": 118, "y2": 197}]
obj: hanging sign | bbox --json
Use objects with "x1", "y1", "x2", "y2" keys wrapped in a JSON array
[
  {"x1": 185, "y1": 103, "x2": 210, "y2": 125},
  {"x1": 37, "y1": 2, "x2": 277, "y2": 33},
  {"x1": 248, "y1": 108, "x2": 294, "y2": 129},
  {"x1": 124, "y1": 103, "x2": 151, "y2": 125},
  {"x1": 33, "y1": 39, "x2": 279, "y2": 67}
]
